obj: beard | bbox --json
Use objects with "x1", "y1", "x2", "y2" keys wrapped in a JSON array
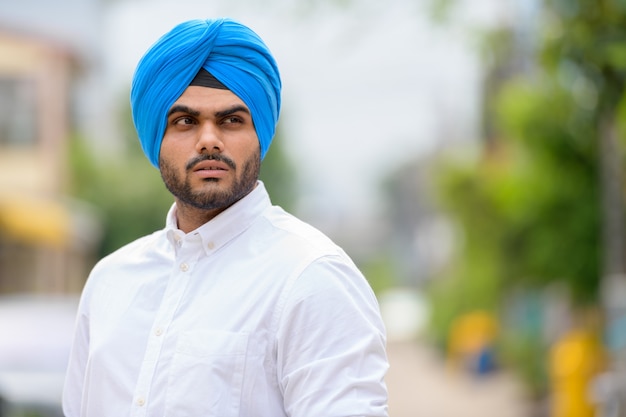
[{"x1": 159, "y1": 150, "x2": 260, "y2": 211}]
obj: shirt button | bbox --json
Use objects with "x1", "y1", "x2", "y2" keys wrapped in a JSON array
[
  {"x1": 207, "y1": 242, "x2": 215, "y2": 250},
  {"x1": 180, "y1": 263, "x2": 189, "y2": 272},
  {"x1": 137, "y1": 398, "x2": 145, "y2": 406},
  {"x1": 155, "y1": 328, "x2": 163, "y2": 336}
]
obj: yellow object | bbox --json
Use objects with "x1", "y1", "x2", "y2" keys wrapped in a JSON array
[
  {"x1": 448, "y1": 310, "x2": 498, "y2": 372},
  {"x1": 549, "y1": 329, "x2": 604, "y2": 417},
  {"x1": 0, "y1": 196, "x2": 71, "y2": 247}
]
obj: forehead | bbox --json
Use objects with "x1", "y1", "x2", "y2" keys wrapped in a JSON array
[{"x1": 171, "y1": 86, "x2": 248, "y2": 111}]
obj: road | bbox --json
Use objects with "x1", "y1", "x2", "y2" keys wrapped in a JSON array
[{"x1": 385, "y1": 340, "x2": 534, "y2": 417}]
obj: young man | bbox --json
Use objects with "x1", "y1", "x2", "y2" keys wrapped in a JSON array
[{"x1": 62, "y1": 18, "x2": 389, "y2": 417}]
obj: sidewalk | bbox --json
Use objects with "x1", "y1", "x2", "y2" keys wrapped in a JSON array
[{"x1": 386, "y1": 340, "x2": 534, "y2": 417}]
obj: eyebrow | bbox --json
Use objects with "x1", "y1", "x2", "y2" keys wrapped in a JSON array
[
  {"x1": 167, "y1": 104, "x2": 199, "y2": 118},
  {"x1": 215, "y1": 104, "x2": 251, "y2": 119},
  {"x1": 167, "y1": 104, "x2": 251, "y2": 118}
]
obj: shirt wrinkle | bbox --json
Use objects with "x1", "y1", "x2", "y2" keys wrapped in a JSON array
[{"x1": 62, "y1": 181, "x2": 388, "y2": 417}]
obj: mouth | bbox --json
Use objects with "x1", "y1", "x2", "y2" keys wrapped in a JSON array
[{"x1": 191, "y1": 160, "x2": 230, "y2": 179}]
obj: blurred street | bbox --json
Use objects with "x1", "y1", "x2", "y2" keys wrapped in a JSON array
[
  {"x1": 386, "y1": 340, "x2": 533, "y2": 417},
  {"x1": 379, "y1": 289, "x2": 534, "y2": 417}
]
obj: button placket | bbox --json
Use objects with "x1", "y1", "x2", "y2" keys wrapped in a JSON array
[{"x1": 132, "y1": 237, "x2": 198, "y2": 417}]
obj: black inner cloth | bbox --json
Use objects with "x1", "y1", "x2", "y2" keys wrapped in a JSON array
[{"x1": 189, "y1": 68, "x2": 229, "y2": 90}]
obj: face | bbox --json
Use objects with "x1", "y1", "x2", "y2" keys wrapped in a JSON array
[{"x1": 159, "y1": 86, "x2": 261, "y2": 214}]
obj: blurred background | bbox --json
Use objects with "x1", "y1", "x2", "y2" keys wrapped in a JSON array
[{"x1": 0, "y1": 0, "x2": 625, "y2": 416}]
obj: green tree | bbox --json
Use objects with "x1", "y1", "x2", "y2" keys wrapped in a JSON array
[
  {"x1": 431, "y1": 0, "x2": 626, "y2": 310},
  {"x1": 259, "y1": 125, "x2": 298, "y2": 212},
  {"x1": 426, "y1": 0, "x2": 626, "y2": 395}
]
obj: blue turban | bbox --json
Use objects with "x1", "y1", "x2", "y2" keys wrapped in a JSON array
[{"x1": 130, "y1": 18, "x2": 282, "y2": 168}]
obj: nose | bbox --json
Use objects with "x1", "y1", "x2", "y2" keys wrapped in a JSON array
[{"x1": 195, "y1": 122, "x2": 224, "y2": 154}]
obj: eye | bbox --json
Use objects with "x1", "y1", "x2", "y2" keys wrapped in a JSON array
[
  {"x1": 173, "y1": 116, "x2": 196, "y2": 126},
  {"x1": 222, "y1": 116, "x2": 243, "y2": 125}
]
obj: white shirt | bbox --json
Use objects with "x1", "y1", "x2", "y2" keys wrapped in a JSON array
[{"x1": 62, "y1": 182, "x2": 389, "y2": 417}]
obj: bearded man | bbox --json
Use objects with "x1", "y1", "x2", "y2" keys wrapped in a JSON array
[{"x1": 62, "y1": 18, "x2": 389, "y2": 417}]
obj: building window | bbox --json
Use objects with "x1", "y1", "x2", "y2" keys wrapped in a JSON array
[{"x1": 0, "y1": 76, "x2": 38, "y2": 147}]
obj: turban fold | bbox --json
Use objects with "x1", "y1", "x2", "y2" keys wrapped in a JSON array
[{"x1": 130, "y1": 18, "x2": 282, "y2": 168}]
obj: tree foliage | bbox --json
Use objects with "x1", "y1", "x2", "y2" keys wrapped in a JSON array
[
  {"x1": 421, "y1": 0, "x2": 626, "y2": 395},
  {"x1": 68, "y1": 133, "x2": 173, "y2": 259},
  {"x1": 433, "y1": 0, "x2": 626, "y2": 312}
]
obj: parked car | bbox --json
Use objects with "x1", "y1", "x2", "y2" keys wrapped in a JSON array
[{"x1": 0, "y1": 294, "x2": 78, "y2": 417}]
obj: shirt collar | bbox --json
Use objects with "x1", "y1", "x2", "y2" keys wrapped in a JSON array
[{"x1": 165, "y1": 181, "x2": 271, "y2": 255}]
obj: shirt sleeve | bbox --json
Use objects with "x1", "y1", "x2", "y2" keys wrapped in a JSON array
[
  {"x1": 275, "y1": 255, "x2": 389, "y2": 417},
  {"x1": 62, "y1": 284, "x2": 92, "y2": 417}
]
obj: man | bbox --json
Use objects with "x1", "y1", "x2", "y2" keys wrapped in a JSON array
[{"x1": 63, "y1": 18, "x2": 389, "y2": 417}]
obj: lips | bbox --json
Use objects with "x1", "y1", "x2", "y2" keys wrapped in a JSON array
[
  {"x1": 189, "y1": 159, "x2": 231, "y2": 180},
  {"x1": 191, "y1": 159, "x2": 230, "y2": 172}
]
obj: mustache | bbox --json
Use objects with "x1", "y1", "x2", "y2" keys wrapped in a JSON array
[{"x1": 185, "y1": 153, "x2": 237, "y2": 171}]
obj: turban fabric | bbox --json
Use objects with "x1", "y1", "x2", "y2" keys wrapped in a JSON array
[{"x1": 130, "y1": 18, "x2": 282, "y2": 168}]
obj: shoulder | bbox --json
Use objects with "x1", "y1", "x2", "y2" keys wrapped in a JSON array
[
  {"x1": 258, "y1": 206, "x2": 377, "y2": 305},
  {"x1": 84, "y1": 229, "x2": 169, "y2": 291},
  {"x1": 96, "y1": 229, "x2": 169, "y2": 270},
  {"x1": 257, "y1": 205, "x2": 344, "y2": 259}
]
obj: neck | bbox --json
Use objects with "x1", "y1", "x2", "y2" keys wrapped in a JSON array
[
  {"x1": 172, "y1": 181, "x2": 259, "y2": 233},
  {"x1": 174, "y1": 202, "x2": 225, "y2": 234}
]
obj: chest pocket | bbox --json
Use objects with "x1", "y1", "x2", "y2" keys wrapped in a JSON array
[{"x1": 165, "y1": 330, "x2": 249, "y2": 417}]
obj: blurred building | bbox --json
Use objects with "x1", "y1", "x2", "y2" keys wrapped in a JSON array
[
  {"x1": 0, "y1": 29, "x2": 100, "y2": 294},
  {"x1": 0, "y1": 0, "x2": 108, "y2": 295}
]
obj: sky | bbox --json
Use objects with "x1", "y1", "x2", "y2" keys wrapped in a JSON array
[
  {"x1": 100, "y1": 0, "x2": 507, "y2": 229},
  {"x1": 0, "y1": 0, "x2": 510, "y2": 231}
]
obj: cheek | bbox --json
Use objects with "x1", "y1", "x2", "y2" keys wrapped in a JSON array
[
  {"x1": 235, "y1": 136, "x2": 260, "y2": 159},
  {"x1": 160, "y1": 138, "x2": 186, "y2": 164}
]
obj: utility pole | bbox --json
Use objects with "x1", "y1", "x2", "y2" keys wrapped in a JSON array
[{"x1": 599, "y1": 114, "x2": 626, "y2": 416}]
